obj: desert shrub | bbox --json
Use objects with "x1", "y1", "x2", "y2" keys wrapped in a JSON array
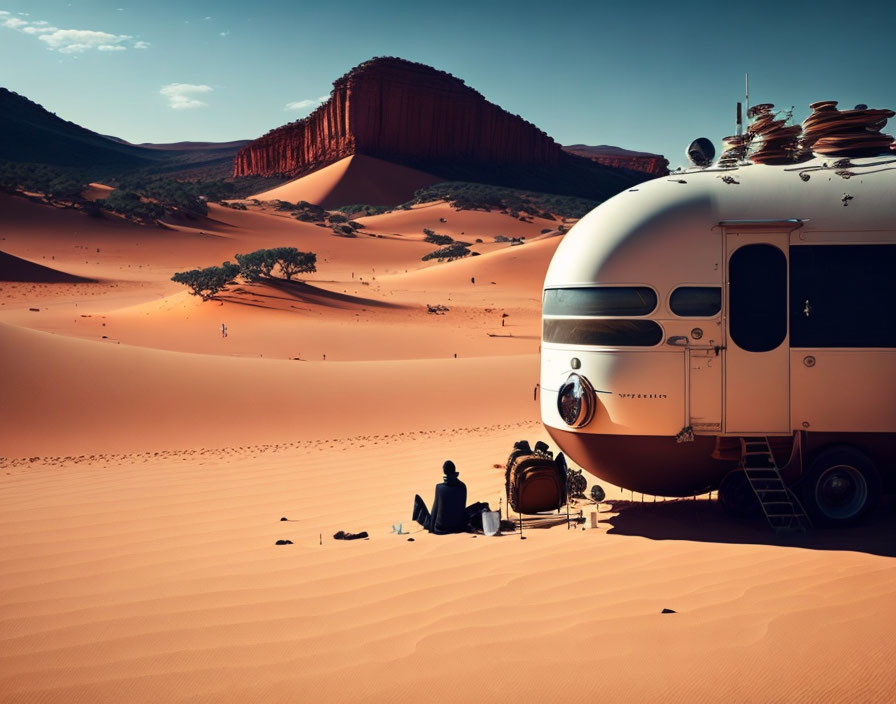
[
  {"x1": 0, "y1": 162, "x2": 89, "y2": 198},
  {"x1": 275, "y1": 200, "x2": 296, "y2": 211},
  {"x1": 328, "y1": 213, "x2": 348, "y2": 224},
  {"x1": 541, "y1": 228, "x2": 553, "y2": 234},
  {"x1": 47, "y1": 175, "x2": 88, "y2": 199},
  {"x1": 334, "y1": 224, "x2": 356, "y2": 237},
  {"x1": 475, "y1": 238, "x2": 483, "y2": 243},
  {"x1": 494, "y1": 235, "x2": 510, "y2": 242},
  {"x1": 171, "y1": 262, "x2": 239, "y2": 301},
  {"x1": 402, "y1": 182, "x2": 597, "y2": 219},
  {"x1": 100, "y1": 190, "x2": 165, "y2": 221},
  {"x1": 347, "y1": 220, "x2": 363, "y2": 230},
  {"x1": 424, "y1": 232, "x2": 453, "y2": 245},
  {"x1": 422, "y1": 243, "x2": 471, "y2": 262},
  {"x1": 334, "y1": 203, "x2": 389, "y2": 217}
]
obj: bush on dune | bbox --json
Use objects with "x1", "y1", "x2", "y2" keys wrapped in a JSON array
[
  {"x1": 334, "y1": 203, "x2": 390, "y2": 217},
  {"x1": 402, "y1": 181, "x2": 598, "y2": 219},
  {"x1": 171, "y1": 262, "x2": 240, "y2": 301},
  {"x1": 422, "y1": 243, "x2": 471, "y2": 262},
  {"x1": 423, "y1": 230, "x2": 454, "y2": 245},
  {"x1": 99, "y1": 190, "x2": 165, "y2": 221}
]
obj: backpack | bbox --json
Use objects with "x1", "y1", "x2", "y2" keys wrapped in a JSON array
[{"x1": 505, "y1": 441, "x2": 566, "y2": 514}]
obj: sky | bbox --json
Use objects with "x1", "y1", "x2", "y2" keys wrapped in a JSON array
[{"x1": 1, "y1": 0, "x2": 894, "y2": 169}]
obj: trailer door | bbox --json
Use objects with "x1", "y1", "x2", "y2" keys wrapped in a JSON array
[{"x1": 724, "y1": 232, "x2": 790, "y2": 433}]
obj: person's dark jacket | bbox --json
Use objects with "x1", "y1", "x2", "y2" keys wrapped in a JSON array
[{"x1": 428, "y1": 476, "x2": 467, "y2": 534}]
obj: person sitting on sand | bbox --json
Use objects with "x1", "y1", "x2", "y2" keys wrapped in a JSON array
[{"x1": 412, "y1": 461, "x2": 467, "y2": 534}]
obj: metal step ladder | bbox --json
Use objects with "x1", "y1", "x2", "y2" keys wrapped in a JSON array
[{"x1": 740, "y1": 437, "x2": 811, "y2": 536}]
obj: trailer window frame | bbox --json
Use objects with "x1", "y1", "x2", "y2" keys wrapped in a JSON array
[
  {"x1": 669, "y1": 286, "x2": 722, "y2": 317},
  {"x1": 543, "y1": 285, "x2": 658, "y2": 317},
  {"x1": 542, "y1": 318, "x2": 665, "y2": 347}
]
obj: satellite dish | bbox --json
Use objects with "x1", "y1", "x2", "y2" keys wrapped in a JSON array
[{"x1": 687, "y1": 137, "x2": 716, "y2": 167}]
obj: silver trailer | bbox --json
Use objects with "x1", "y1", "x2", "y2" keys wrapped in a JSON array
[{"x1": 541, "y1": 147, "x2": 896, "y2": 527}]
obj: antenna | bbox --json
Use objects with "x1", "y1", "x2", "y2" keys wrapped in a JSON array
[{"x1": 745, "y1": 73, "x2": 750, "y2": 119}]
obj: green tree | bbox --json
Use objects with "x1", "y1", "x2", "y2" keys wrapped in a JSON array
[
  {"x1": 171, "y1": 262, "x2": 239, "y2": 301},
  {"x1": 271, "y1": 247, "x2": 316, "y2": 280},
  {"x1": 235, "y1": 250, "x2": 266, "y2": 282}
]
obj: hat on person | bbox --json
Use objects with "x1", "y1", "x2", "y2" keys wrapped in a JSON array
[{"x1": 443, "y1": 460, "x2": 458, "y2": 476}]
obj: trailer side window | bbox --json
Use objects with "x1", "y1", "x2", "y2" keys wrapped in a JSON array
[
  {"x1": 543, "y1": 287, "x2": 657, "y2": 316},
  {"x1": 791, "y1": 244, "x2": 896, "y2": 348},
  {"x1": 670, "y1": 287, "x2": 721, "y2": 316},
  {"x1": 729, "y1": 244, "x2": 787, "y2": 352},
  {"x1": 543, "y1": 319, "x2": 663, "y2": 347}
]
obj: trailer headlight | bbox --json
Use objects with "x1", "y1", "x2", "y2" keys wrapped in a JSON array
[{"x1": 557, "y1": 373, "x2": 596, "y2": 428}]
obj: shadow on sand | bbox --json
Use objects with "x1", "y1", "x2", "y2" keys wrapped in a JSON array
[
  {"x1": 220, "y1": 279, "x2": 406, "y2": 311},
  {"x1": 601, "y1": 496, "x2": 896, "y2": 558}
]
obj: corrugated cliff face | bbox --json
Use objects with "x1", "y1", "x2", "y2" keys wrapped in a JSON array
[
  {"x1": 232, "y1": 83, "x2": 354, "y2": 177},
  {"x1": 233, "y1": 57, "x2": 561, "y2": 178},
  {"x1": 562, "y1": 144, "x2": 669, "y2": 178}
]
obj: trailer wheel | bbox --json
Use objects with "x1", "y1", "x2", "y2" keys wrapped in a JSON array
[
  {"x1": 799, "y1": 446, "x2": 880, "y2": 527},
  {"x1": 718, "y1": 470, "x2": 760, "y2": 520}
]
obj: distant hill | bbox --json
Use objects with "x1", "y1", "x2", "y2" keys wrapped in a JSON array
[
  {"x1": 235, "y1": 57, "x2": 662, "y2": 201},
  {"x1": 0, "y1": 88, "x2": 248, "y2": 179},
  {"x1": 0, "y1": 88, "x2": 157, "y2": 171},
  {"x1": 562, "y1": 144, "x2": 669, "y2": 177}
]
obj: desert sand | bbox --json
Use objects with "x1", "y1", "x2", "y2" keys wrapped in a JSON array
[
  {"x1": 250, "y1": 154, "x2": 441, "y2": 208},
  {"x1": 2, "y1": 165, "x2": 896, "y2": 704}
]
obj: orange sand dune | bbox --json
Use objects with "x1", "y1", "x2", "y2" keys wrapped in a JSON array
[
  {"x1": 0, "y1": 322, "x2": 540, "y2": 456},
  {"x1": 250, "y1": 155, "x2": 442, "y2": 208},
  {"x1": 2, "y1": 430, "x2": 895, "y2": 704},
  {"x1": 357, "y1": 200, "x2": 561, "y2": 241},
  {"x1": 3, "y1": 188, "x2": 895, "y2": 704},
  {"x1": 393, "y1": 236, "x2": 562, "y2": 296}
]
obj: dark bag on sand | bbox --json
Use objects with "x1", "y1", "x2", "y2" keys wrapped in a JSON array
[
  {"x1": 506, "y1": 441, "x2": 566, "y2": 514},
  {"x1": 464, "y1": 501, "x2": 491, "y2": 531}
]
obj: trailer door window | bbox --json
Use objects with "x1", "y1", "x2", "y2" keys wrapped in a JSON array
[
  {"x1": 729, "y1": 244, "x2": 787, "y2": 352},
  {"x1": 670, "y1": 287, "x2": 721, "y2": 317},
  {"x1": 790, "y1": 244, "x2": 896, "y2": 348},
  {"x1": 543, "y1": 287, "x2": 657, "y2": 316}
]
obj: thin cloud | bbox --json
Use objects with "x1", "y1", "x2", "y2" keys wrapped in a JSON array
[
  {"x1": 285, "y1": 96, "x2": 328, "y2": 111},
  {"x1": 160, "y1": 83, "x2": 212, "y2": 110},
  {"x1": 40, "y1": 29, "x2": 132, "y2": 53},
  {"x1": 219, "y1": 30, "x2": 229, "y2": 37},
  {"x1": 1, "y1": 11, "x2": 148, "y2": 52},
  {"x1": 2, "y1": 17, "x2": 28, "y2": 29}
]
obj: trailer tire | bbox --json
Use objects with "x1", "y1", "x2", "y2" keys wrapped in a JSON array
[
  {"x1": 719, "y1": 470, "x2": 760, "y2": 520},
  {"x1": 799, "y1": 446, "x2": 880, "y2": 527}
]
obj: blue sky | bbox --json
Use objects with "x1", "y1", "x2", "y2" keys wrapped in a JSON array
[{"x1": 1, "y1": 1, "x2": 894, "y2": 168}]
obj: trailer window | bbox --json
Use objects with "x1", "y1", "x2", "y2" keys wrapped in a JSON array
[
  {"x1": 729, "y1": 244, "x2": 787, "y2": 352},
  {"x1": 543, "y1": 319, "x2": 663, "y2": 347},
  {"x1": 543, "y1": 287, "x2": 657, "y2": 316},
  {"x1": 670, "y1": 287, "x2": 721, "y2": 316},
  {"x1": 791, "y1": 244, "x2": 896, "y2": 348}
]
